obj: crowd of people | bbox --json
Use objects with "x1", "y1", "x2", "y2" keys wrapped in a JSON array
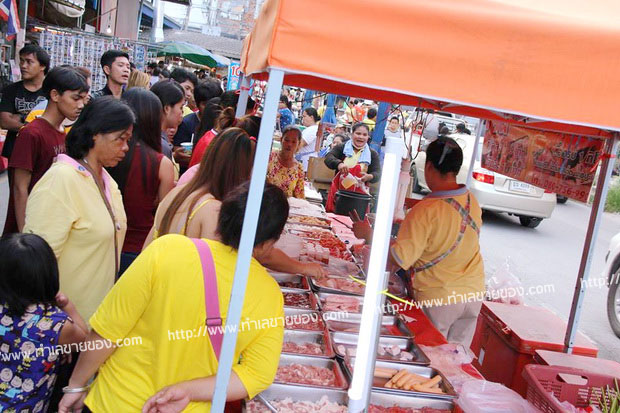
[
  {"x1": 0, "y1": 44, "x2": 326, "y2": 412},
  {"x1": 0, "y1": 43, "x2": 483, "y2": 413}
]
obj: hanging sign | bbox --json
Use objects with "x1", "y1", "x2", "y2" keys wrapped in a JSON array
[
  {"x1": 227, "y1": 62, "x2": 240, "y2": 91},
  {"x1": 481, "y1": 121, "x2": 605, "y2": 202}
]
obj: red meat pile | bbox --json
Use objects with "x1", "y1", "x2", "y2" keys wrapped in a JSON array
[
  {"x1": 278, "y1": 281, "x2": 303, "y2": 289},
  {"x1": 282, "y1": 341, "x2": 324, "y2": 356},
  {"x1": 275, "y1": 363, "x2": 338, "y2": 387},
  {"x1": 283, "y1": 292, "x2": 311, "y2": 309},
  {"x1": 285, "y1": 315, "x2": 324, "y2": 331}
]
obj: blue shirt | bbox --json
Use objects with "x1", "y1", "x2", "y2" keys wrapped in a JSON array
[{"x1": 278, "y1": 108, "x2": 295, "y2": 131}]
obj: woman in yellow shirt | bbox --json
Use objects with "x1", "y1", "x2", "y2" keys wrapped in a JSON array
[
  {"x1": 24, "y1": 96, "x2": 134, "y2": 322},
  {"x1": 58, "y1": 183, "x2": 289, "y2": 413},
  {"x1": 267, "y1": 125, "x2": 305, "y2": 199}
]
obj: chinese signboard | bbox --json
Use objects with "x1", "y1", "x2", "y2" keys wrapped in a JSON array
[{"x1": 481, "y1": 121, "x2": 604, "y2": 202}]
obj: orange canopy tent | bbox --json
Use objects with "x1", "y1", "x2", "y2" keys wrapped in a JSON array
[
  {"x1": 211, "y1": 1, "x2": 620, "y2": 411},
  {"x1": 242, "y1": 0, "x2": 620, "y2": 137}
]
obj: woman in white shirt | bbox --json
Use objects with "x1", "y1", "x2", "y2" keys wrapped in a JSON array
[{"x1": 296, "y1": 107, "x2": 320, "y2": 172}]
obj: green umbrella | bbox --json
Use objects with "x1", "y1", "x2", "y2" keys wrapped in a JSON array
[{"x1": 156, "y1": 41, "x2": 229, "y2": 68}]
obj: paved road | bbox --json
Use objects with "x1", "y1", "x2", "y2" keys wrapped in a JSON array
[{"x1": 480, "y1": 200, "x2": 620, "y2": 361}]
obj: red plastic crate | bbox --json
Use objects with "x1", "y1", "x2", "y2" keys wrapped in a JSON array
[{"x1": 523, "y1": 364, "x2": 619, "y2": 413}]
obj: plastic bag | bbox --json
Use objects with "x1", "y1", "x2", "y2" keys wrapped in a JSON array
[
  {"x1": 485, "y1": 257, "x2": 524, "y2": 305},
  {"x1": 419, "y1": 344, "x2": 475, "y2": 392},
  {"x1": 457, "y1": 380, "x2": 540, "y2": 413}
]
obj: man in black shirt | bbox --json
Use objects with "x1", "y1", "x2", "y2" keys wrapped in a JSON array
[
  {"x1": 90, "y1": 50, "x2": 130, "y2": 99},
  {"x1": 0, "y1": 44, "x2": 49, "y2": 159}
]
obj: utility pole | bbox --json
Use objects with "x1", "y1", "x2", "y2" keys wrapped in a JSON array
[
  {"x1": 183, "y1": 0, "x2": 192, "y2": 30},
  {"x1": 150, "y1": 0, "x2": 165, "y2": 43}
]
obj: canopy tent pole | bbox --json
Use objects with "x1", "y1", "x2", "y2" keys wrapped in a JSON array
[
  {"x1": 466, "y1": 120, "x2": 486, "y2": 188},
  {"x1": 211, "y1": 69, "x2": 284, "y2": 412},
  {"x1": 564, "y1": 133, "x2": 619, "y2": 352},
  {"x1": 236, "y1": 74, "x2": 251, "y2": 118},
  {"x1": 348, "y1": 148, "x2": 401, "y2": 412}
]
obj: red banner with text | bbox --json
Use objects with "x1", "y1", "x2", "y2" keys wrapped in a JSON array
[{"x1": 481, "y1": 122, "x2": 604, "y2": 202}]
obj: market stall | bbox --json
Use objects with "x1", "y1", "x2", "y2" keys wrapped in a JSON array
[{"x1": 210, "y1": 0, "x2": 620, "y2": 412}]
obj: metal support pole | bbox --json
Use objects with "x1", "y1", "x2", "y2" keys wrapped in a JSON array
[
  {"x1": 210, "y1": 69, "x2": 284, "y2": 412},
  {"x1": 235, "y1": 74, "x2": 251, "y2": 118},
  {"x1": 466, "y1": 120, "x2": 486, "y2": 188},
  {"x1": 348, "y1": 148, "x2": 401, "y2": 412},
  {"x1": 564, "y1": 134, "x2": 619, "y2": 352}
]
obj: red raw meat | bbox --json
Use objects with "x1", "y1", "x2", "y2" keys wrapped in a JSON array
[
  {"x1": 285, "y1": 314, "x2": 325, "y2": 331},
  {"x1": 283, "y1": 292, "x2": 311, "y2": 308},
  {"x1": 275, "y1": 363, "x2": 337, "y2": 387},
  {"x1": 278, "y1": 281, "x2": 302, "y2": 289}
]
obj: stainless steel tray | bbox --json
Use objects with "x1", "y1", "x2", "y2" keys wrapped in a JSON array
[
  {"x1": 330, "y1": 331, "x2": 430, "y2": 365},
  {"x1": 316, "y1": 291, "x2": 396, "y2": 314},
  {"x1": 308, "y1": 274, "x2": 366, "y2": 296},
  {"x1": 323, "y1": 311, "x2": 412, "y2": 337},
  {"x1": 275, "y1": 353, "x2": 348, "y2": 389},
  {"x1": 280, "y1": 288, "x2": 320, "y2": 310},
  {"x1": 284, "y1": 308, "x2": 326, "y2": 332},
  {"x1": 269, "y1": 272, "x2": 310, "y2": 292},
  {"x1": 243, "y1": 383, "x2": 347, "y2": 413},
  {"x1": 282, "y1": 329, "x2": 335, "y2": 358},
  {"x1": 343, "y1": 357, "x2": 457, "y2": 400},
  {"x1": 369, "y1": 389, "x2": 454, "y2": 411}
]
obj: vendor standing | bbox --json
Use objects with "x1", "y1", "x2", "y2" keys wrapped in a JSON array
[
  {"x1": 267, "y1": 125, "x2": 305, "y2": 199},
  {"x1": 390, "y1": 138, "x2": 484, "y2": 347},
  {"x1": 324, "y1": 122, "x2": 381, "y2": 212}
]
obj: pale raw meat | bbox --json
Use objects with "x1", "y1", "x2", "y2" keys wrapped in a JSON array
[
  {"x1": 387, "y1": 345, "x2": 401, "y2": 356},
  {"x1": 368, "y1": 407, "x2": 451, "y2": 413},
  {"x1": 246, "y1": 396, "x2": 347, "y2": 412},
  {"x1": 322, "y1": 294, "x2": 360, "y2": 312},
  {"x1": 275, "y1": 363, "x2": 338, "y2": 387},
  {"x1": 282, "y1": 341, "x2": 324, "y2": 356},
  {"x1": 315, "y1": 276, "x2": 365, "y2": 294}
]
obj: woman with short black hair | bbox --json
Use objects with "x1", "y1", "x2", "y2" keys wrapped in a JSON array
[
  {"x1": 59, "y1": 183, "x2": 289, "y2": 413},
  {"x1": 24, "y1": 96, "x2": 134, "y2": 322}
]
